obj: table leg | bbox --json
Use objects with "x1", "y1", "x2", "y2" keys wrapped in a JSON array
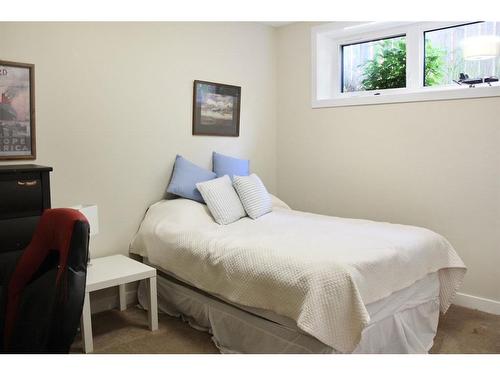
[
  {"x1": 147, "y1": 276, "x2": 158, "y2": 331},
  {"x1": 119, "y1": 284, "x2": 127, "y2": 311},
  {"x1": 80, "y1": 291, "x2": 93, "y2": 353}
]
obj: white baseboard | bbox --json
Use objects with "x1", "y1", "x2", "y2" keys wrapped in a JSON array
[
  {"x1": 454, "y1": 292, "x2": 500, "y2": 315},
  {"x1": 90, "y1": 289, "x2": 138, "y2": 314}
]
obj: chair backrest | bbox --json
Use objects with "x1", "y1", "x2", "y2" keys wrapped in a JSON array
[{"x1": 2, "y1": 208, "x2": 90, "y2": 353}]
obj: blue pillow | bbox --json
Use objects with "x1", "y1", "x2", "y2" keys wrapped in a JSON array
[
  {"x1": 167, "y1": 155, "x2": 216, "y2": 203},
  {"x1": 212, "y1": 152, "x2": 250, "y2": 180}
]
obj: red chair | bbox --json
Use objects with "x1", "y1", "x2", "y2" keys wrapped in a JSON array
[{"x1": 1, "y1": 208, "x2": 89, "y2": 353}]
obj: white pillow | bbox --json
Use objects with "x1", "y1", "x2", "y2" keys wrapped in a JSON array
[
  {"x1": 233, "y1": 174, "x2": 272, "y2": 219},
  {"x1": 196, "y1": 175, "x2": 246, "y2": 225}
]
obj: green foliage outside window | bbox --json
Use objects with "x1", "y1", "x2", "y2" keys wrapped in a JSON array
[
  {"x1": 359, "y1": 39, "x2": 445, "y2": 90},
  {"x1": 361, "y1": 39, "x2": 407, "y2": 90},
  {"x1": 424, "y1": 40, "x2": 445, "y2": 86}
]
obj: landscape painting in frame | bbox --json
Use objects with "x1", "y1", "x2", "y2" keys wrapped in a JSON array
[
  {"x1": 0, "y1": 60, "x2": 35, "y2": 160},
  {"x1": 192, "y1": 80, "x2": 241, "y2": 137}
]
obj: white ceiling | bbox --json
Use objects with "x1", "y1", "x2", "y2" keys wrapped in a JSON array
[{"x1": 260, "y1": 22, "x2": 294, "y2": 28}]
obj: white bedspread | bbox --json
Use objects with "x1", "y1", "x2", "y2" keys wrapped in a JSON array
[{"x1": 130, "y1": 197, "x2": 466, "y2": 353}]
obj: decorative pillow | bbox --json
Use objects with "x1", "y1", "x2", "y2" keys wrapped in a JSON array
[
  {"x1": 167, "y1": 155, "x2": 216, "y2": 203},
  {"x1": 233, "y1": 174, "x2": 272, "y2": 219},
  {"x1": 212, "y1": 152, "x2": 250, "y2": 180},
  {"x1": 196, "y1": 175, "x2": 246, "y2": 225}
]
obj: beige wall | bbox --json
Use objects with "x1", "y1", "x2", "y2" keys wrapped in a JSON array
[
  {"x1": 276, "y1": 22, "x2": 500, "y2": 302},
  {"x1": 0, "y1": 22, "x2": 277, "y2": 258}
]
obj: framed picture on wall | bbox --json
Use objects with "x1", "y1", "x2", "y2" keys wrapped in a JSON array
[
  {"x1": 0, "y1": 60, "x2": 36, "y2": 160},
  {"x1": 192, "y1": 80, "x2": 241, "y2": 137}
]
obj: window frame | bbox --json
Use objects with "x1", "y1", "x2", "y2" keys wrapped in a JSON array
[
  {"x1": 311, "y1": 21, "x2": 500, "y2": 108},
  {"x1": 341, "y1": 33, "x2": 407, "y2": 93}
]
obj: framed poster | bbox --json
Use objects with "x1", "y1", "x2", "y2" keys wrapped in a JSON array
[
  {"x1": 0, "y1": 60, "x2": 36, "y2": 160},
  {"x1": 192, "y1": 80, "x2": 241, "y2": 137}
]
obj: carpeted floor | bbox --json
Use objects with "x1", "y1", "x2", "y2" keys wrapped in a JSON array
[
  {"x1": 71, "y1": 304, "x2": 500, "y2": 354},
  {"x1": 430, "y1": 305, "x2": 500, "y2": 354}
]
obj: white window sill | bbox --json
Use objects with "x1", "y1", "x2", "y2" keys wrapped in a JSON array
[{"x1": 312, "y1": 84, "x2": 500, "y2": 108}]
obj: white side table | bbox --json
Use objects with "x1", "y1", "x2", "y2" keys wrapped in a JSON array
[{"x1": 80, "y1": 254, "x2": 158, "y2": 353}]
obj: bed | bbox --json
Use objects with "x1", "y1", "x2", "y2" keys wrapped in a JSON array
[{"x1": 130, "y1": 195, "x2": 466, "y2": 353}]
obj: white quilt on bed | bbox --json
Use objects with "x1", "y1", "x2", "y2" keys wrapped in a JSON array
[{"x1": 130, "y1": 197, "x2": 466, "y2": 353}]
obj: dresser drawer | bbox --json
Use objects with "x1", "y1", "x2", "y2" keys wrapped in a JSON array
[
  {"x1": 0, "y1": 216, "x2": 40, "y2": 253},
  {"x1": 0, "y1": 164, "x2": 52, "y2": 254},
  {"x1": 0, "y1": 173, "x2": 43, "y2": 220}
]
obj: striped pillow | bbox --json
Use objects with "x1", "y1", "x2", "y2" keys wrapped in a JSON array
[
  {"x1": 196, "y1": 175, "x2": 246, "y2": 225},
  {"x1": 233, "y1": 174, "x2": 272, "y2": 219}
]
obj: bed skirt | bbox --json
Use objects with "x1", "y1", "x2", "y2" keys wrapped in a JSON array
[{"x1": 138, "y1": 272, "x2": 440, "y2": 354}]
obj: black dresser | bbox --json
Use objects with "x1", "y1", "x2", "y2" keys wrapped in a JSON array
[{"x1": 0, "y1": 164, "x2": 53, "y2": 254}]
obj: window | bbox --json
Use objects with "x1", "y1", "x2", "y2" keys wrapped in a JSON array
[
  {"x1": 424, "y1": 22, "x2": 500, "y2": 87},
  {"x1": 342, "y1": 35, "x2": 406, "y2": 92},
  {"x1": 312, "y1": 22, "x2": 500, "y2": 108}
]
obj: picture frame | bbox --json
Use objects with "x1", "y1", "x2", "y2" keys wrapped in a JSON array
[
  {"x1": 0, "y1": 60, "x2": 36, "y2": 160},
  {"x1": 192, "y1": 80, "x2": 241, "y2": 137}
]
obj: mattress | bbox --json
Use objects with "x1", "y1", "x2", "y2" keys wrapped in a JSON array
[{"x1": 130, "y1": 196, "x2": 466, "y2": 352}]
